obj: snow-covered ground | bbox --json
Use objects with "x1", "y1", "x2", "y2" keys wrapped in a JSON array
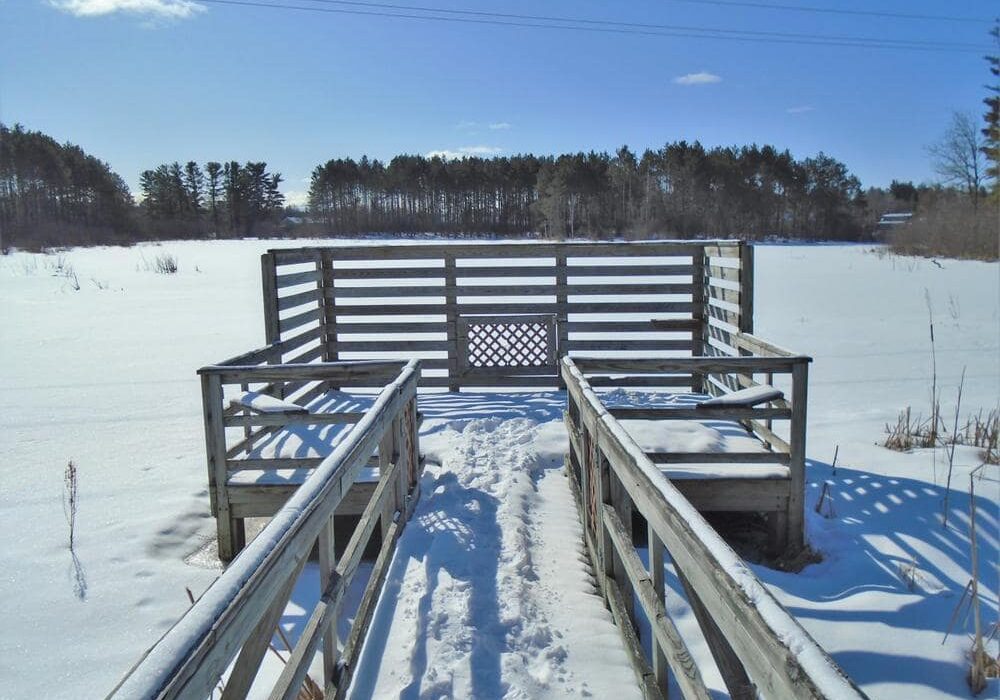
[{"x1": 0, "y1": 240, "x2": 996, "y2": 699}]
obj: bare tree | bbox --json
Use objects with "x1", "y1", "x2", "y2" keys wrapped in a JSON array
[{"x1": 928, "y1": 112, "x2": 986, "y2": 209}]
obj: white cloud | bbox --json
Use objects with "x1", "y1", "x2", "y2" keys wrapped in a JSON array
[
  {"x1": 455, "y1": 120, "x2": 478, "y2": 130},
  {"x1": 426, "y1": 145, "x2": 504, "y2": 160},
  {"x1": 488, "y1": 122, "x2": 512, "y2": 130},
  {"x1": 48, "y1": 0, "x2": 205, "y2": 19},
  {"x1": 672, "y1": 72, "x2": 722, "y2": 86},
  {"x1": 282, "y1": 190, "x2": 309, "y2": 207},
  {"x1": 786, "y1": 105, "x2": 815, "y2": 114}
]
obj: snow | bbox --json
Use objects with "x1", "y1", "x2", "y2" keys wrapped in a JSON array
[
  {"x1": 349, "y1": 413, "x2": 641, "y2": 699},
  {"x1": 697, "y1": 383, "x2": 784, "y2": 407},
  {"x1": 0, "y1": 240, "x2": 997, "y2": 699}
]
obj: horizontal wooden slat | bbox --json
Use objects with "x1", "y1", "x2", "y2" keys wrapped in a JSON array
[
  {"x1": 330, "y1": 340, "x2": 451, "y2": 352},
  {"x1": 584, "y1": 375, "x2": 694, "y2": 388},
  {"x1": 332, "y1": 321, "x2": 447, "y2": 333},
  {"x1": 279, "y1": 307, "x2": 322, "y2": 334},
  {"x1": 565, "y1": 339, "x2": 693, "y2": 351},
  {"x1": 282, "y1": 240, "x2": 725, "y2": 261},
  {"x1": 330, "y1": 301, "x2": 694, "y2": 315},
  {"x1": 609, "y1": 406, "x2": 790, "y2": 420},
  {"x1": 574, "y1": 357, "x2": 806, "y2": 373},
  {"x1": 648, "y1": 452, "x2": 790, "y2": 464},
  {"x1": 276, "y1": 269, "x2": 321, "y2": 288},
  {"x1": 277, "y1": 288, "x2": 322, "y2": 312},
  {"x1": 224, "y1": 412, "x2": 363, "y2": 428},
  {"x1": 329, "y1": 282, "x2": 695, "y2": 298}
]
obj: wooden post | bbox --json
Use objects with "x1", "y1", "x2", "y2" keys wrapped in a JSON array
[
  {"x1": 691, "y1": 246, "x2": 707, "y2": 392},
  {"x1": 318, "y1": 516, "x2": 338, "y2": 688},
  {"x1": 738, "y1": 243, "x2": 754, "y2": 334},
  {"x1": 676, "y1": 568, "x2": 756, "y2": 700},
  {"x1": 787, "y1": 360, "x2": 809, "y2": 552},
  {"x1": 648, "y1": 524, "x2": 669, "y2": 694},
  {"x1": 261, "y1": 252, "x2": 281, "y2": 346},
  {"x1": 202, "y1": 373, "x2": 243, "y2": 562},
  {"x1": 444, "y1": 254, "x2": 459, "y2": 392},
  {"x1": 555, "y1": 253, "x2": 569, "y2": 388},
  {"x1": 320, "y1": 250, "x2": 338, "y2": 364}
]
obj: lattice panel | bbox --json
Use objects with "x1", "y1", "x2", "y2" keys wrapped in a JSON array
[{"x1": 460, "y1": 315, "x2": 556, "y2": 370}]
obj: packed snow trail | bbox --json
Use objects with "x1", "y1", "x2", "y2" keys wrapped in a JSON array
[{"x1": 348, "y1": 413, "x2": 642, "y2": 700}]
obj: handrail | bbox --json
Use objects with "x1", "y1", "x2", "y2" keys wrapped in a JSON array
[
  {"x1": 109, "y1": 359, "x2": 421, "y2": 699},
  {"x1": 562, "y1": 357, "x2": 865, "y2": 699}
]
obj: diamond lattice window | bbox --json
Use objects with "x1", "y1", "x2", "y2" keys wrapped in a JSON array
[{"x1": 461, "y1": 316, "x2": 556, "y2": 369}]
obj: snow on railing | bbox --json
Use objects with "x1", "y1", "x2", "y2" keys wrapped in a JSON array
[
  {"x1": 562, "y1": 355, "x2": 866, "y2": 699},
  {"x1": 109, "y1": 360, "x2": 422, "y2": 700}
]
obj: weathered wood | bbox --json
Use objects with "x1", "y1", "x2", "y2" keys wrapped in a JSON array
[
  {"x1": 278, "y1": 307, "x2": 322, "y2": 335},
  {"x1": 574, "y1": 356, "x2": 806, "y2": 374},
  {"x1": 647, "y1": 525, "x2": 669, "y2": 694},
  {"x1": 603, "y1": 505, "x2": 712, "y2": 700},
  {"x1": 111, "y1": 362, "x2": 420, "y2": 700},
  {"x1": 739, "y1": 243, "x2": 754, "y2": 334},
  {"x1": 261, "y1": 253, "x2": 280, "y2": 346},
  {"x1": 609, "y1": 406, "x2": 791, "y2": 421},
  {"x1": 220, "y1": 556, "x2": 307, "y2": 700},
  {"x1": 735, "y1": 332, "x2": 796, "y2": 359},
  {"x1": 275, "y1": 269, "x2": 322, "y2": 288},
  {"x1": 561, "y1": 359, "x2": 865, "y2": 700},
  {"x1": 676, "y1": 568, "x2": 756, "y2": 700},
  {"x1": 277, "y1": 288, "x2": 322, "y2": 312},
  {"x1": 334, "y1": 519, "x2": 400, "y2": 700},
  {"x1": 788, "y1": 361, "x2": 808, "y2": 552},
  {"x1": 647, "y1": 451, "x2": 790, "y2": 465}
]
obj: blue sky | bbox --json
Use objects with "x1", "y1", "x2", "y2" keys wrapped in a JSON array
[{"x1": 1, "y1": 0, "x2": 995, "y2": 204}]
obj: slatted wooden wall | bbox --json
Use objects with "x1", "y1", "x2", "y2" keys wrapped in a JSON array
[{"x1": 262, "y1": 240, "x2": 753, "y2": 389}]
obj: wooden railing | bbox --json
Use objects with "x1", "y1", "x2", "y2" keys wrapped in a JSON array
[
  {"x1": 260, "y1": 240, "x2": 755, "y2": 389},
  {"x1": 562, "y1": 357, "x2": 864, "y2": 700},
  {"x1": 109, "y1": 360, "x2": 421, "y2": 700}
]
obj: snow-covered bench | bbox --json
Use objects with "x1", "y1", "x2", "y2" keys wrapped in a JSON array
[{"x1": 199, "y1": 357, "x2": 421, "y2": 561}]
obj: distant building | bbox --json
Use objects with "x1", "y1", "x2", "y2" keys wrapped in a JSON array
[{"x1": 874, "y1": 211, "x2": 913, "y2": 239}]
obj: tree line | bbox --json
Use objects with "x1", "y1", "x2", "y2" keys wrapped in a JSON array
[
  {"x1": 308, "y1": 144, "x2": 866, "y2": 240},
  {"x1": 139, "y1": 160, "x2": 285, "y2": 238},
  {"x1": 0, "y1": 123, "x2": 133, "y2": 249}
]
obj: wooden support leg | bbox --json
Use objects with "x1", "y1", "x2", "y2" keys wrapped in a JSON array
[
  {"x1": 767, "y1": 511, "x2": 788, "y2": 557},
  {"x1": 677, "y1": 569, "x2": 755, "y2": 700},
  {"x1": 649, "y1": 525, "x2": 669, "y2": 695}
]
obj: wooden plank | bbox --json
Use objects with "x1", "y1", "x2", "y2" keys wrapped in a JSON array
[
  {"x1": 739, "y1": 243, "x2": 754, "y2": 334},
  {"x1": 326, "y1": 283, "x2": 689, "y2": 297},
  {"x1": 223, "y1": 412, "x2": 362, "y2": 428},
  {"x1": 560, "y1": 359, "x2": 864, "y2": 700},
  {"x1": 676, "y1": 568, "x2": 756, "y2": 700},
  {"x1": 335, "y1": 519, "x2": 400, "y2": 700},
  {"x1": 609, "y1": 406, "x2": 790, "y2": 421},
  {"x1": 276, "y1": 269, "x2": 322, "y2": 288},
  {"x1": 671, "y1": 479, "x2": 789, "y2": 512},
  {"x1": 648, "y1": 525, "x2": 669, "y2": 694},
  {"x1": 329, "y1": 340, "x2": 451, "y2": 352},
  {"x1": 204, "y1": 360, "x2": 407, "y2": 382},
  {"x1": 335, "y1": 263, "x2": 699, "y2": 279},
  {"x1": 333, "y1": 321, "x2": 447, "y2": 333},
  {"x1": 109, "y1": 363, "x2": 421, "y2": 699},
  {"x1": 649, "y1": 318, "x2": 702, "y2": 332},
  {"x1": 565, "y1": 339, "x2": 693, "y2": 352},
  {"x1": 584, "y1": 375, "x2": 693, "y2": 388},
  {"x1": 279, "y1": 307, "x2": 322, "y2": 334},
  {"x1": 603, "y1": 506, "x2": 712, "y2": 700},
  {"x1": 734, "y1": 332, "x2": 797, "y2": 359},
  {"x1": 327, "y1": 300, "x2": 694, "y2": 316},
  {"x1": 277, "y1": 288, "x2": 322, "y2": 312},
  {"x1": 787, "y1": 362, "x2": 808, "y2": 552},
  {"x1": 574, "y1": 357, "x2": 804, "y2": 373},
  {"x1": 648, "y1": 452, "x2": 790, "y2": 465},
  {"x1": 203, "y1": 372, "x2": 240, "y2": 562},
  {"x1": 299, "y1": 240, "x2": 727, "y2": 261},
  {"x1": 444, "y1": 254, "x2": 459, "y2": 391},
  {"x1": 261, "y1": 253, "x2": 280, "y2": 345},
  {"x1": 220, "y1": 556, "x2": 308, "y2": 700}
]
